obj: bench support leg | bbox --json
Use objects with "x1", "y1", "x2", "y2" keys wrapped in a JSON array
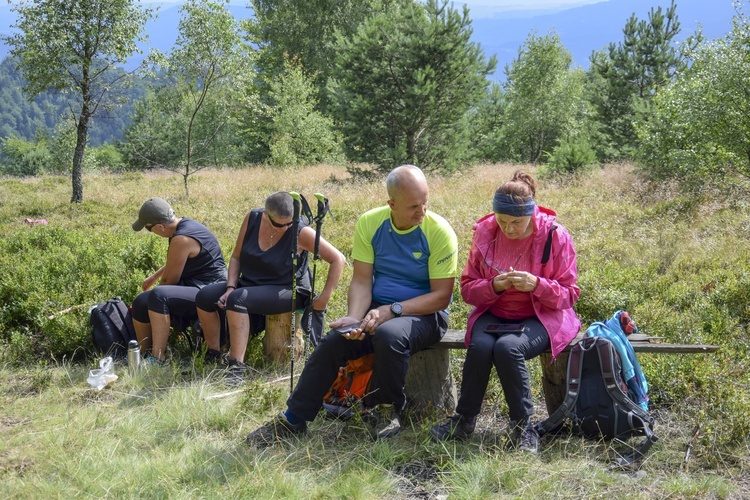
[
  {"x1": 539, "y1": 351, "x2": 570, "y2": 416},
  {"x1": 264, "y1": 311, "x2": 304, "y2": 364},
  {"x1": 405, "y1": 348, "x2": 457, "y2": 415}
]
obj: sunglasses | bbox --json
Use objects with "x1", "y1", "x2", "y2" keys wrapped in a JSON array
[
  {"x1": 145, "y1": 223, "x2": 156, "y2": 232},
  {"x1": 266, "y1": 212, "x2": 293, "y2": 228}
]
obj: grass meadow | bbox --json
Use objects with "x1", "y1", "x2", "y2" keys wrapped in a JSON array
[{"x1": 0, "y1": 163, "x2": 749, "y2": 498}]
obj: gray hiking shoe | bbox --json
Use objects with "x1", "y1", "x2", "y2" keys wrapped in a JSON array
[
  {"x1": 143, "y1": 354, "x2": 168, "y2": 366},
  {"x1": 246, "y1": 412, "x2": 307, "y2": 446},
  {"x1": 366, "y1": 404, "x2": 401, "y2": 440},
  {"x1": 430, "y1": 414, "x2": 476, "y2": 442},
  {"x1": 510, "y1": 421, "x2": 540, "y2": 454}
]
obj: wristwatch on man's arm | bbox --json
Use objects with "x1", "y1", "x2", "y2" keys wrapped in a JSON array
[{"x1": 390, "y1": 302, "x2": 403, "y2": 317}]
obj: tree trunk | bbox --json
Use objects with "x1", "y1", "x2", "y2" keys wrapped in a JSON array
[
  {"x1": 404, "y1": 348, "x2": 457, "y2": 415},
  {"x1": 71, "y1": 110, "x2": 89, "y2": 203}
]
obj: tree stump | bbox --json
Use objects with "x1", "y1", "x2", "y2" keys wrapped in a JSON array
[
  {"x1": 405, "y1": 348, "x2": 457, "y2": 415},
  {"x1": 539, "y1": 351, "x2": 570, "y2": 415},
  {"x1": 264, "y1": 311, "x2": 304, "y2": 364}
]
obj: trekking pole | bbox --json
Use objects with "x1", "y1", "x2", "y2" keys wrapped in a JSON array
[
  {"x1": 288, "y1": 191, "x2": 302, "y2": 394},
  {"x1": 306, "y1": 193, "x2": 332, "y2": 349}
]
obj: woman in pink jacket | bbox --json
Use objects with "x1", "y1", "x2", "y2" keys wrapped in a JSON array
[{"x1": 431, "y1": 171, "x2": 581, "y2": 452}]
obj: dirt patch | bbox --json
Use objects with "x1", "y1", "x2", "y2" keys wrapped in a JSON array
[
  {"x1": 392, "y1": 461, "x2": 446, "y2": 499},
  {"x1": 0, "y1": 416, "x2": 31, "y2": 431}
]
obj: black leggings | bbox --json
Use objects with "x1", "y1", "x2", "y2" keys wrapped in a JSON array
[
  {"x1": 456, "y1": 311, "x2": 550, "y2": 423},
  {"x1": 195, "y1": 281, "x2": 309, "y2": 316},
  {"x1": 131, "y1": 285, "x2": 199, "y2": 323}
]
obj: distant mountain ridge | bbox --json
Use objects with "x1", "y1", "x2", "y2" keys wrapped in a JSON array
[
  {"x1": 0, "y1": 0, "x2": 738, "y2": 80},
  {"x1": 470, "y1": 0, "x2": 737, "y2": 78}
]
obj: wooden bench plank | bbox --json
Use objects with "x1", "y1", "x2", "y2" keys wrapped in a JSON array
[{"x1": 432, "y1": 329, "x2": 720, "y2": 353}]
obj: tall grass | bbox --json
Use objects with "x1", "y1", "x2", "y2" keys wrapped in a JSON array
[{"x1": 0, "y1": 163, "x2": 749, "y2": 497}]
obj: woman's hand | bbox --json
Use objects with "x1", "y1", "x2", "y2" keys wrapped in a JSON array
[
  {"x1": 312, "y1": 295, "x2": 328, "y2": 312},
  {"x1": 216, "y1": 289, "x2": 233, "y2": 309},
  {"x1": 492, "y1": 273, "x2": 512, "y2": 293},
  {"x1": 505, "y1": 270, "x2": 538, "y2": 292},
  {"x1": 141, "y1": 274, "x2": 159, "y2": 292}
]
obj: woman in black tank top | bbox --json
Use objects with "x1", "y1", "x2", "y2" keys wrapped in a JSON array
[
  {"x1": 195, "y1": 192, "x2": 345, "y2": 376},
  {"x1": 130, "y1": 197, "x2": 227, "y2": 362}
]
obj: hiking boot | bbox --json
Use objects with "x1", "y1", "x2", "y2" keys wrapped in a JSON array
[
  {"x1": 204, "y1": 349, "x2": 223, "y2": 365},
  {"x1": 430, "y1": 414, "x2": 476, "y2": 442},
  {"x1": 246, "y1": 412, "x2": 307, "y2": 446},
  {"x1": 224, "y1": 358, "x2": 250, "y2": 386},
  {"x1": 366, "y1": 404, "x2": 401, "y2": 440},
  {"x1": 510, "y1": 421, "x2": 540, "y2": 454}
]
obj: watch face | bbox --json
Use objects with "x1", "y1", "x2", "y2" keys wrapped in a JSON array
[{"x1": 391, "y1": 303, "x2": 403, "y2": 316}]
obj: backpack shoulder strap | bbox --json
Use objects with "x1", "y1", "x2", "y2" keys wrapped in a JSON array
[
  {"x1": 536, "y1": 337, "x2": 586, "y2": 436},
  {"x1": 541, "y1": 224, "x2": 558, "y2": 264},
  {"x1": 107, "y1": 296, "x2": 136, "y2": 343},
  {"x1": 596, "y1": 339, "x2": 654, "y2": 427},
  {"x1": 595, "y1": 339, "x2": 658, "y2": 465}
]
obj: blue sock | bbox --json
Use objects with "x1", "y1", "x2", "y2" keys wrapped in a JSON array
[{"x1": 284, "y1": 410, "x2": 302, "y2": 426}]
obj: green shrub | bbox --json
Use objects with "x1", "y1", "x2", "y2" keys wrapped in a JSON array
[
  {"x1": 539, "y1": 137, "x2": 598, "y2": 178},
  {"x1": 0, "y1": 134, "x2": 53, "y2": 176},
  {"x1": 91, "y1": 142, "x2": 125, "y2": 171},
  {"x1": 0, "y1": 226, "x2": 160, "y2": 361}
]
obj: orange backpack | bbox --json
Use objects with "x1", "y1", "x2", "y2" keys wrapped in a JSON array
[{"x1": 322, "y1": 353, "x2": 374, "y2": 419}]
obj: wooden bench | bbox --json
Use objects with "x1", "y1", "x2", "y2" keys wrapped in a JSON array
[{"x1": 405, "y1": 329, "x2": 720, "y2": 415}]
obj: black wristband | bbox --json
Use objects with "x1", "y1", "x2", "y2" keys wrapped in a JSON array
[{"x1": 226, "y1": 285, "x2": 236, "y2": 290}]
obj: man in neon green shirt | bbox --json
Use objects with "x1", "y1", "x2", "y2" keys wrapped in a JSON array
[{"x1": 248, "y1": 165, "x2": 458, "y2": 444}]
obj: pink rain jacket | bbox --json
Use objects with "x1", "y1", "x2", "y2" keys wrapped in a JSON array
[{"x1": 461, "y1": 206, "x2": 581, "y2": 359}]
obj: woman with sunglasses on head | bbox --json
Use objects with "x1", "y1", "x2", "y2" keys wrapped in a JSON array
[
  {"x1": 431, "y1": 171, "x2": 581, "y2": 453},
  {"x1": 195, "y1": 192, "x2": 345, "y2": 381},
  {"x1": 131, "y1": 197, "x2": 227, "y2": 363}
]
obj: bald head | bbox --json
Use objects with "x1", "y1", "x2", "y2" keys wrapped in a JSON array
[
  {"x1": 386, "y1": 164, "x2": 428, "y2": 201},
  {"x1": 386, "y1": 164, "x2": 430, "y2": 230}
]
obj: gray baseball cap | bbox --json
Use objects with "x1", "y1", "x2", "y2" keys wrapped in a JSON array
[{"x1": 132, "y1": 197, "x2": 175, "y2": 231}]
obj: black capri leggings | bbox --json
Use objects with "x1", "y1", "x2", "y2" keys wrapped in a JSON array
[
  {"x1": 195, "y1": 281, "x2": 309, "y2": 316},
  {"x1": 131, "y1": 285, "x2": 200, "y2": 323}
]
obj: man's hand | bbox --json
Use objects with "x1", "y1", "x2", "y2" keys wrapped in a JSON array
[
  {"x1": 358, "y1": 305, "x2": 394, "y2": 334},
  {"x1": 330, "y1": 316, "x2": 365, "y2": 340}
]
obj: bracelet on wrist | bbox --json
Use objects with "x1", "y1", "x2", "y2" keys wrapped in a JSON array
[{"x1": 226, "y1": 285, "x2": 236, "y2": 290}]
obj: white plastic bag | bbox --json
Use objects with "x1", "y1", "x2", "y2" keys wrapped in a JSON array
[{"x1": 87, "y1": 356, "x2": 118, "y2": 390}]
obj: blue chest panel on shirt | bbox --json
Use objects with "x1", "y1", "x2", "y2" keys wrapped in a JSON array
[{"x1": 371, "y1": 221, "x2": 431, "y2": 304}]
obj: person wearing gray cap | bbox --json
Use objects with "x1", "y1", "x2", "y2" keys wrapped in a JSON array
[{"x1": 131, "y1": 197, "x2": 227, "y2": 363}]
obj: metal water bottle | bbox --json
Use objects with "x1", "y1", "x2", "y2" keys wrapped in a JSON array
[{"x1": 127, "y1": 340, "x2": 141, "y2": 376}]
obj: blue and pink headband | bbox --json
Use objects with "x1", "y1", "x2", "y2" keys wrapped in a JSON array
[{"x1": 493, "y1": 193, "x2": 535, "y2": 217}]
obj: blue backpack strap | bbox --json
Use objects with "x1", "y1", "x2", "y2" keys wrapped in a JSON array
[{"x1": 541, "y1": 224, "x2": 558, "y2": 264}]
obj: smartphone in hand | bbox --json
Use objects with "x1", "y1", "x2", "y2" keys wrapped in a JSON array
[{"x1": 333, "y1": 323, "x2": 362, "y2": 334}]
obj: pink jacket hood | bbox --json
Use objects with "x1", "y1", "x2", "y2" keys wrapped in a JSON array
[{"x1": 460, "y1": 206, "x2": 581, "y2": 359}]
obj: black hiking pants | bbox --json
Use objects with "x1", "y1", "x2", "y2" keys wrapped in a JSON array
[{"x1": 286, "y1": 305, "x2": 448, "y2": 421}]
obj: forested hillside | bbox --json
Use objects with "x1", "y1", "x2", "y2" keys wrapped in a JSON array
[{"x1": 0, "y1": 57, "x2": 147, "y2": 145}]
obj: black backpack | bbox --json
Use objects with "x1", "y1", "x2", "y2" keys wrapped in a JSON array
[
  {"x1": 90, "y1": 297, "x2": 137, "y2": 358},
  {"x1": 536, "y1": 336, "x2": 658, "y2": 467}
]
